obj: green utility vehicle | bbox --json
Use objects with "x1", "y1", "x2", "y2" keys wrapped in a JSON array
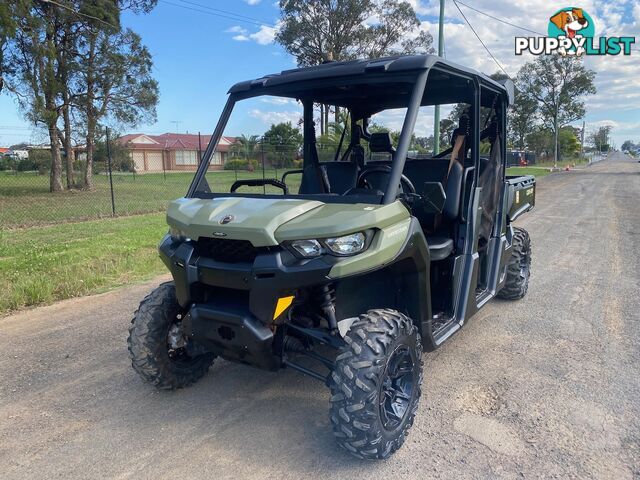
[{"x1": 128, "y1": 55, "x2": 535, "y2": 459}]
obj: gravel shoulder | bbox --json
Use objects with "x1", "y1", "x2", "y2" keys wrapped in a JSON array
[{"x1": 1, "y1": 153, "x2": 639, "y2": 479}]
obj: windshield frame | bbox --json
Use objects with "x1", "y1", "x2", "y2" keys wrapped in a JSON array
[
  {"x1": 186, "y1": 63, "x2": 501, "y2": 204},
  {"x1": 186, "y1": 73, "x2": 430, "y2": 203}
]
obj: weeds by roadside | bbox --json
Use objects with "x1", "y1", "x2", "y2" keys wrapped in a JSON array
[{"x1": 0, "y1": 213, "x2": 168, "y2": 315}]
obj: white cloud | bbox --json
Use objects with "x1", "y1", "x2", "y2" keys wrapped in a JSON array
[
  {"x1": 412, "y1": 0, "x2": 640, "y2": 146},
  {"x1": 372, "y1": 105, "x2": 457, "y2": 137},
  {"x1": 406, "y1": 0, "x2": 433, "y2": 16},
  {"x1": 260, "y1": 97, "x2": 298, "y2": 105},
  {"x1": 245, "y1": 0, "x2": 261, "y2": 5},
  {"x1": 226, "y1": 26, "x2": 247, "y2": 34},
  {"x1": 230, "y1": 0, "x2": 638, "y2": 142},
  {"x1": 227, "y1": 22, "x2": 279, "y2": 45},
  {"x1": 584, "y1": 119, "x2": 640, "y2": 135},
  {"x1": 249, "y1": 109, "x2": 302, "y2": 126},
  {"x1": 249, "y1": 24, "x2": 278, "y2": 45}
]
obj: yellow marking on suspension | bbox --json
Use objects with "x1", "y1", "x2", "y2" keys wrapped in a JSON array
[{"x1": 273, "y1": 295, "x2": 295, "y2": 320}]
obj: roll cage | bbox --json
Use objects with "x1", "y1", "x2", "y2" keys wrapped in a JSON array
[{"x1": 188, "y1": 54, "x2": 514, "y2": 206}]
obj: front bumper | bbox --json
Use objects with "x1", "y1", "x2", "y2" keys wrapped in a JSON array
[
  {"x1": 159, "y1": 235, "x2": 333, "y2": 368},
  {"x1": 159, "y1": 235, "x2": 333, "y2": 320}
]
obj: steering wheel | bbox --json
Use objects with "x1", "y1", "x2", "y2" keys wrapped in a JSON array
[{"x1": 357, "y1": 166, "x2": 416, "y2": 196}]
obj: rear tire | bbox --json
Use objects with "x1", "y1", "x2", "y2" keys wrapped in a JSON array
[
  {"x1": 497, "y1": 226, "x2": 531, "y2": 300},
  {"x1": 328, "y1": 309, "x2": 423, "y2": 460},
  {"x1": 128, "y1": 282, "x2": 214, "y2": 389}
]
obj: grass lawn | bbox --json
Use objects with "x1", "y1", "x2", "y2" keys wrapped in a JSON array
[
  {"x1": 0, "y1": 213, "x2": 169, "y2": 315},
  {"x1": 0, "y1": 169, "x2": 300, "y2": 228},
  {"x1": 0, "y1": 164, "x2": 561, "y2": 315},
  {"x1": 506, "y1": 166, "x2": 553, "y2": 178}
]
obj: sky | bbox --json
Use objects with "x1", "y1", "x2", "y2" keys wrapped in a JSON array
[{"x1": 0, "y1": 0, "x2": 638, "y2": 148}]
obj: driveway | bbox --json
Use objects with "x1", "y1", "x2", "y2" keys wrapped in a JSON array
[{"x1": 1, "y1": 152, "x2": 639, "y2": 479}]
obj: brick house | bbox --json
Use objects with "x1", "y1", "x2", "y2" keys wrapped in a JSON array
[{"x1": 117, "y1": 133, "x2": 237, "y2": 172}]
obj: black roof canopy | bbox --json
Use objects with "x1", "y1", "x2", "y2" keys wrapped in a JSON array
[{"x1": 228, "y1": 54, "x2": 513, "y2": 116}]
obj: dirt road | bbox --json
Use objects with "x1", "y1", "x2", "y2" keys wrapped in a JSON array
[{"x1": 2, "y1": 153, "x2": 639, "y2": 479}]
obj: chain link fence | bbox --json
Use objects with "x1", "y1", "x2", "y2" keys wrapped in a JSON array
[{"x1": 0, "y1": 136, "x2": 310, "y2": 229}]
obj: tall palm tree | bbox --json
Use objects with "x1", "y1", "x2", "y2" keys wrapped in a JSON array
[{"x1": 232, "y1": 134, "x2": 259, "y2": 160}]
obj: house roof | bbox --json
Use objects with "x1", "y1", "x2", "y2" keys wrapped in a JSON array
[
  {"x1": 117, "y1": 133, "x2": 237, "y2": 152},
  {"x1": 0, "y1": 147, "x2": 9, "y2": 154}
]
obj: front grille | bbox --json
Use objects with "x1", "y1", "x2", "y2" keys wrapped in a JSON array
[{"x1": 196, "y1": 238, "x2": 265, "y2": 263}]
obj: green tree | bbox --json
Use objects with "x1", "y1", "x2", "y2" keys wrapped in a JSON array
[
  {"x1": 438, "y1": 118, "x2": 456, "y2": 148},
  {"x1": 0, "y1": 0, "x2": 21, "y2": 95},
  {"x1": 277, "y1": 0, "x2": 433, "y2": 66},
  {"x1": 276, "y1": 0, "x2": 434, "y2": 133},
  {"x1": 509, "y1": 88, "x2": 537, "y2": 150},
  {"x1": 3, "y1": 0, "x2": 157, "y2": 191},
  {"x1": 526, "y1": 127, "x2": 553, "y2": 159},
  {"x1": 231, "y1": 134, "x2": 260, "y2": 160},
  {"x1": 77, "y1": 26, "x2": 158, "y2": 189},
  {"x1": 517, "y1": 56, "x2": 596, "y2": 165},
  {"x1": 620, "y1": 140, "x2": 636, "y2": 153},
  {"x1": 262, "y1": 122, "x2": 303, "y2": 168},
  {"x1": 93, "y1": 130, "x2": 133, "y2": 172},
  {"x1": 558, "y1": 127, "x2": 580, "y2": 159},
  {"x1": 588, "y1": 126, "x2": 612, "y2": 153},
  {"x1": 9, "y1": 2, "x2": 68, "y2": 191}
]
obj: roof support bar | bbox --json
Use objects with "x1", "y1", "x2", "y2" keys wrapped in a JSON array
[
  {"x1": 383, "y1": 69, "x2": 429, "y2": 204},
  {"x1": 187, "y1": 96, "x2": 235, "y2": 197}
]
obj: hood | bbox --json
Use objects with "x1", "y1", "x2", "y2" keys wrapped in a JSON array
[
  {"x1": 274, "y1": 201, "x2": 409, "y2": 241},
  {"x1": 167, "y1": 197, "x2": 324, "y2": 247}
]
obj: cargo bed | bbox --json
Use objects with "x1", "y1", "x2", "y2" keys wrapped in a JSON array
[{"x1": 506, "y1": 175, "x2": 535, "y2": 222}]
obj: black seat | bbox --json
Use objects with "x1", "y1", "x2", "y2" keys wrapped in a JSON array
[
  {"x1": 369, "y1": 132, "x2": 395, "y2": 154},
  {"x1": 299, "y1": 162, "x2": 358, "y2": 195},
  {"x1": 426, "y1": 236, "x2": 454, "y2": 261},
  {"x1": 322, "y1": 162, "x2": 358, "y2": 194},
  {"x1": 426, "y1": 160, "x2": 463, "y2": 260},
  {"x1": 402, "y1": 158, "x2": 463, "y2": 261}
]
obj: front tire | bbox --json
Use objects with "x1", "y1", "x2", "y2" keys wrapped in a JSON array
[
  {"x1": 498, "y1": 226, "x2": 531, "y2": 300},
  {"x1": 128, "y1": 282, "x2": 214, "y2": 389},
  {"x1": 329, "y1": 309, "x2": 423, "y2": 460}
]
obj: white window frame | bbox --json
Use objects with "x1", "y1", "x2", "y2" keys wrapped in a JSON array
[{"x1": 175, "y1": 150, "x2": 198, "y2": 165}]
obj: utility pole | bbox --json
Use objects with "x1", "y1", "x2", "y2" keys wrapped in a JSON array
[
  {"x1": 580, "y1": 120, "x2": 585, "y2": 159},
  {"x1": 553, "y1": 102, "x2": 559, "y2": 168},
  {"x1": 433, "y1": 0, "x2": 445, "y2": 155}
]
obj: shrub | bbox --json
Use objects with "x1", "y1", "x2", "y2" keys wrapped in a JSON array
[
  {"x1": 17, "y1": 157, "x2": 38, "y2": 172},
  {"x1": 28, "y1": 149, "x2": 51, "y2": 174},
  {"x1": 224, "y1": 159, "x2": 260, "y2": 171},
  {"x1": 224, "y1": 159, "x2": 248, "y2": 170},
  {"x1": 0, "y1": 156, "x2": 16, "y2": 171}
]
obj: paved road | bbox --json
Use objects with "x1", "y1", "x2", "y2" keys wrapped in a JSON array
[{"x1": 1, "y1": 153, "x2": 639, "y2": 479}]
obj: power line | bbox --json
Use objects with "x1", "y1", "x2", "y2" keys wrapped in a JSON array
[
  {"x1": 159, "y1": 0, "x2": 275, "y2": 28},
  {"x1": 452, "y1": 0, "x2": 513, "y2": 81},
  {"x1": 454, "y1": 1, "x2": 545, "y2": 36},
  {"x1": 177, "y1": 0, "x2": 274, "y2": 27}
]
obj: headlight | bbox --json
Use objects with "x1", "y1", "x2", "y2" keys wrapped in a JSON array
[
  {"x1": 325, "y1": 232, "x2": 366, "y2": 256},
  {"x1": 290, "y1": 239, "x2": 322, "y2": 257},
  {"x1": 169, "y1": 227, "x2": 189, "y2": 242}
]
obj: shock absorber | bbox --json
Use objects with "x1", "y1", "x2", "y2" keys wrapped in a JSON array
[{"x1": 316, "y1": 284, "x2": 338, "y2": 332}]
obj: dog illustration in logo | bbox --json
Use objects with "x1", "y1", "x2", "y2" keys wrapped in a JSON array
[{"x1": 550, "y1": 8, "x2": 589, "y2": 56}]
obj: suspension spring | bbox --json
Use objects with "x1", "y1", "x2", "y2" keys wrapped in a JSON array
[{"x1": 316, "y1": 284, "x2": 338, "y2": 332}]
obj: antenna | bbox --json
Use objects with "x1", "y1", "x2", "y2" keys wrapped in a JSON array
[{"x1": 170, "y1": 120, "x2": 182, "y2": 133}]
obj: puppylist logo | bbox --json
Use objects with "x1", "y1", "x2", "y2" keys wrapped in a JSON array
[{"x1": 515, "y1": 7, "x2": 635, "y2": 57}]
